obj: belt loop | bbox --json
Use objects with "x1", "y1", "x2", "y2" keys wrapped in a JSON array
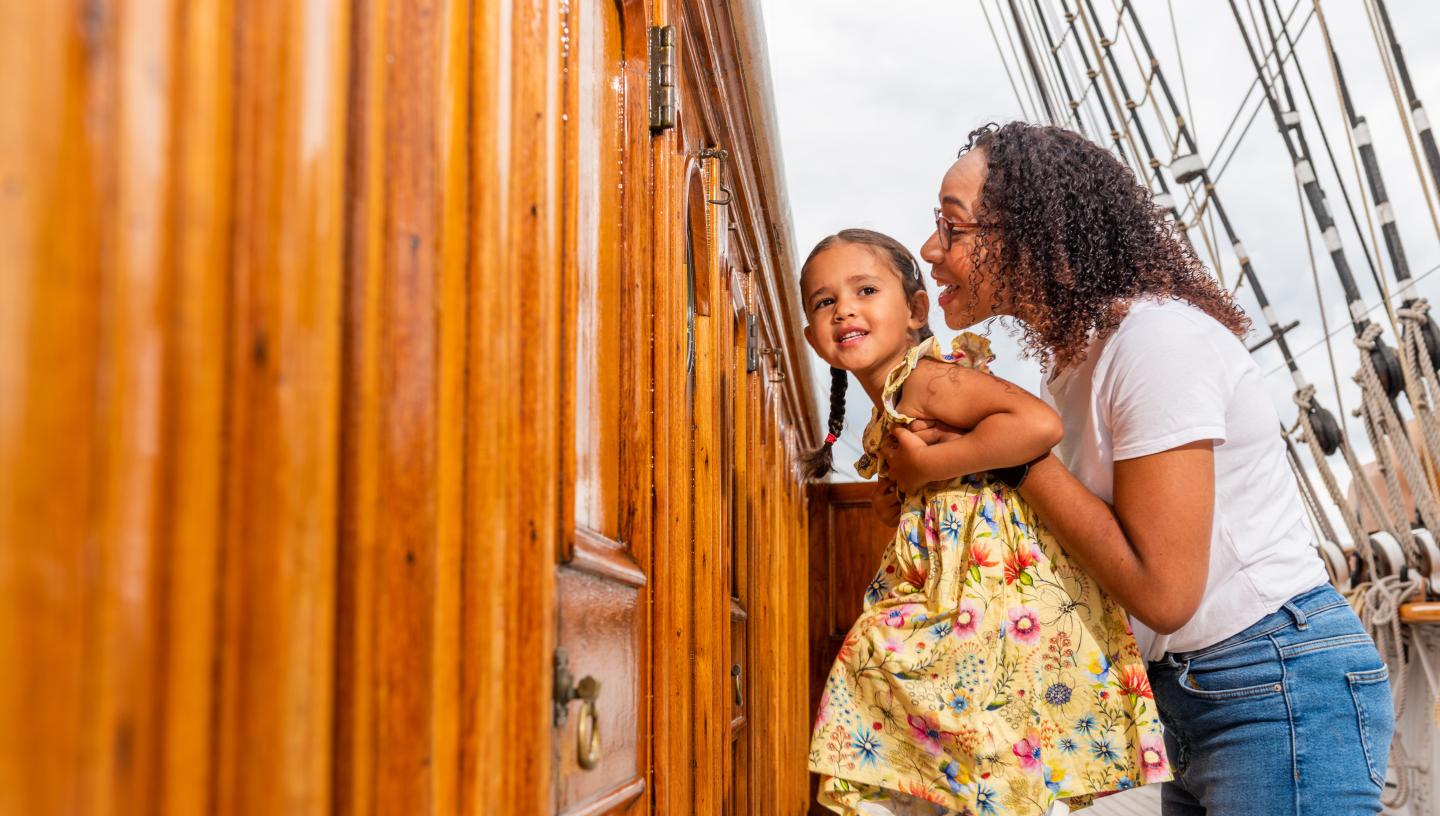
[{"x1": 1284, "y1": 600, "x2": 1309, "y2": 630}]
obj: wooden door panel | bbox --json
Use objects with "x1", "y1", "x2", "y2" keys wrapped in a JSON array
[
  {"x1": 806, "y1": 481, "x2": 894, "y2": 813},
  {"x1": 555, "y1": 0, "x2": 647, "y2": 812},
  {"x1": 556, "y1": 560, "x2": 645, "y2": 812}
]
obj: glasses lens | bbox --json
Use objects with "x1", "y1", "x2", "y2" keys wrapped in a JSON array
[{"x1": 935, "y1": 212, "x2": 950, "y2": 251}]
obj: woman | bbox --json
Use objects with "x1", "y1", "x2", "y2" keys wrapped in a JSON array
[{"x1": 884, "y1": 122, "x2": 1395, "y2": 815}]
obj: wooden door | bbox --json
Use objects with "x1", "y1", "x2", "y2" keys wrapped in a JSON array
[
  {"x1": 806, "y1": 481, "x2": 895, "y2": 814},
  {"x1": 554, "y1": 0, "x2": 651, "y2": 812},
  {"x1": 723, "y1": 257, "x2": 753, "y2": 815},
  {"x1": 687, "y1": 160, "x2": 755, "y2": 814}
]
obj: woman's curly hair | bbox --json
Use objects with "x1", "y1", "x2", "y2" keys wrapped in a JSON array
[{"x1": 962, "y1": 122, "x2": 1249, "y2": 370}]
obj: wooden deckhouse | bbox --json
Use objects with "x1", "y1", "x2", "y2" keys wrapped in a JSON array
[{"x1": 1, "y1": 0, "x2": 824, "y2": 813}]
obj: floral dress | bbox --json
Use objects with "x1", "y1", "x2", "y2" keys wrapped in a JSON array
[{"x1": 810, "y1": 334, "x2": 1171, "y2": 816}]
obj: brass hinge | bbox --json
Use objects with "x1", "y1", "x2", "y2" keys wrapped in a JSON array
[
  {"x1": 649, "y1": 26, "x2": 677, "y2": 131},
  {"x1": 746, "y1": 312, "x2": 759, "y2": 372}
]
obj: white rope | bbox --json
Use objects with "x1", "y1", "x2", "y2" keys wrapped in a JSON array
[
  {"x1": 1397, "y1": 298, "x2": 1440, "y2": 490},
  {"x1": 1355, "y1": 323, "x2": 1440, "y2": 541},
  {"x1": 1295, "y1": 387, "x2": 1389, "y2": 565},
  {"x1": 1287, "y1": 434, "x2": 1339, "y2": 545}
]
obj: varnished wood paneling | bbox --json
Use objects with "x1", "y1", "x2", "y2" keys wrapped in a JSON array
[
  {"x1": 466, "y1": 0, "x2": 511, "y2": 812},
  {"x1": 501, "y1": 1, "x2": 563, "y2": 812},
  {"x1": 1, "y1": 2, "x2": 123, "y2": 813},
  {"x1": 86, "y1": 1, "x2": 183, "y2": 812},
  {"x1": 806, "y1": 481, "x2": 894, "y2": 814},
  {"x1": 156, "y1": 0, "x2": 235, "y2": 811},
  {"x1": 2, "y1": 2, "x2": 817, "y2": 815},
  {"x1": 335, "y1": 0, "x2": 471, "y2": 813},
  {"x1": 556, "y1": 567, "x2": 644, "y2": 811},
  {"x1": 215, "y1": 1, "x2": 350, "y2": 812}
]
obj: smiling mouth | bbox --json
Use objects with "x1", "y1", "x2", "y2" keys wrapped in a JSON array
[
  {"x1": 937, "y1": 284, "x2": 962, "y2": 306},
  {"x1": 836, "y1": 329, "x2": 869, "y2": 347}
]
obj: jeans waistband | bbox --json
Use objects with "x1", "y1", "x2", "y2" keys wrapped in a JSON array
[{"x1": 1156, "y1": 582, "x2": 1343, "y2": 667}]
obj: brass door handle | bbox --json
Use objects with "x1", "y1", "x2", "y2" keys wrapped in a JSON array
[
  {"x1": 553, "y1": 648, "x2": 603, "y2": 770},
  {"x1": 576, "y1": 677, "x2": 602, "y2": 770},
  {"x1": 731, "y1": 663, "x2": 744, "y2": 709}
]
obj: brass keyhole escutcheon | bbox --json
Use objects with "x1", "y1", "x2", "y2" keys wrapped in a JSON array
[
  {"x1": 575, "y1": 675, "x2": 602, "y2": 770},
  {"x1": 731, "y1": 663, "x2": 744, "y2": 709}
]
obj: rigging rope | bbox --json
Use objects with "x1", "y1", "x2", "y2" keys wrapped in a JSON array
[
  {"x1": 1250, "y1": 0, "x2": 1393, "y2": 316},
  {"x1": 983, "y1": 0, "x2": 1037, "y2": 121},
  {"x1": 1361, "y1": 0, "x2": 1440, "y2": 242},
  {"x1": 1165, "y1": 0, "x2": 1198, "y2": 143},
  {"x1": 999, "y1": 0, "x2": 1048, "y2": 120},
  {"x1": 1072, "y1": 1, "x2": 1151, "y2": 181},
  {"x1": 1267, "y1": 261, "x2": 1440, "y2": 377}
]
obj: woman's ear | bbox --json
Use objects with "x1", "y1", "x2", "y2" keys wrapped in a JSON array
[{"x1": 907, "y1": 290, "x2": 930, "y2": 332}]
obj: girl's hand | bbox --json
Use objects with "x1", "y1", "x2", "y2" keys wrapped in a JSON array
[
  {"x1": 872, "y1": 478, "x2": 901, "y2": 526},
  {"x1": 885, "y1": 426, "x2": 935, "y2": 495}
]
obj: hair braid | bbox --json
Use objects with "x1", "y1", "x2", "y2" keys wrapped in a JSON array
[{"x1": 802, "y1": 366, "x2": 848, "y2": 478}]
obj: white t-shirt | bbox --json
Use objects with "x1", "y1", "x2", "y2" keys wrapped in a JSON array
[{"x1": 1044, "y1": 299, "x2": 1328, "y2": 658}]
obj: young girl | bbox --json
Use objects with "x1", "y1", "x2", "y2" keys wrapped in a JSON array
[{"x1": 801, "y1": 229, "x2": 1169, "y2": 816}]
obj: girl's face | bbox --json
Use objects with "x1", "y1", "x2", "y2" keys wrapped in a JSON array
[
  {"x1": 920, "y1": 151, "x2": 1010, "y2": 329},
  {"x1": 801, "y1": 243, "x2": 928, "y2": 376}
]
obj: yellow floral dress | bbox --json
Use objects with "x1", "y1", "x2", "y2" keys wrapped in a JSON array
[{"x1": 810, "y1": 334, "x2": 1171, "y2": 816}]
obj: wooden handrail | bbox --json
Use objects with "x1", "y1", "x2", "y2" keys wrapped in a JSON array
[{"x1": 1399, "y1": 601, "x2": 1440, "y2": 623}]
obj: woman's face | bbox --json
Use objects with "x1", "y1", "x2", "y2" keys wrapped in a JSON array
[{"x1": 920, "y1": 151, "x2": 1009, "y2": 329}]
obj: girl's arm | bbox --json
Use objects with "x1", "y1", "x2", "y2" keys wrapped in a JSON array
[{"x1": 886, "y1": 361, "x2": 1061, "y2": 493}]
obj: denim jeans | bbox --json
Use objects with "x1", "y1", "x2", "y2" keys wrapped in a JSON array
[{"x1": 1148, "y1": 584, "x2": 1394, "y2": 815}]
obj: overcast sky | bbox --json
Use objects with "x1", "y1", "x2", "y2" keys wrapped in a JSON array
[{"x1": 762, "y1": 0, "x2": 1440, "y2": 504}]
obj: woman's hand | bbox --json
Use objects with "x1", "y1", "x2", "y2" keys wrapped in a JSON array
[{"x1": 872, "y1": 478, "x2": 901, "y2": 526}]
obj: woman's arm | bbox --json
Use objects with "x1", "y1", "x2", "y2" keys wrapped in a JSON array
[
  {"x1": 893, "y1": 422, "x2": 1213, "y2": 634},
  {"x1": 886, "y1": 362, "x2": 1062, "y2": 493},
  {"x1": 1018, "y1": 444, "x2": 1213, "y2": 635}
]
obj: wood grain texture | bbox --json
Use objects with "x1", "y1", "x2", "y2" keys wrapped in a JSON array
[
  {"x1": 215, "y1": 1, "x2": 350, "y2": 812},
  {"x1": 0, "y1": 2, "x2": 817, "y2": 814},
  {"x1": 466, "y1": 1, "x2": 511, "y2": 813},
  {"x1": 1, "y1": 2, "x2": 116, "y2": 813}
]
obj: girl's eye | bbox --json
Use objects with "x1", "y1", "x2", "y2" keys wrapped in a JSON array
[
  {"x1": 813, "y1": 297, "x2": 834, "y2": 310},
  {"x1": 859, "y1": 286, "x2": 878, "y2": 296}
]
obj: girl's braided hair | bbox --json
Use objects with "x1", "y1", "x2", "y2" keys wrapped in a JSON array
[{"x1": 799, "y1": 229, "x2": 934, "y2": 479}]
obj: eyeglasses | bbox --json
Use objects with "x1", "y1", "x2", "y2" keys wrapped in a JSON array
[{"x1": 934, "y1": 208, "x2": 992, "y2": 251}]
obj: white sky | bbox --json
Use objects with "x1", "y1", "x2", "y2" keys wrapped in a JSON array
[{"x1": 762, "y1": 0, "x2": 1440, "y2": 507}]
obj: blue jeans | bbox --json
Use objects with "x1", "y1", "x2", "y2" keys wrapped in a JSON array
[{"x1": 1148, "y1": 584, "x2": 1394, "y2": 815}]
